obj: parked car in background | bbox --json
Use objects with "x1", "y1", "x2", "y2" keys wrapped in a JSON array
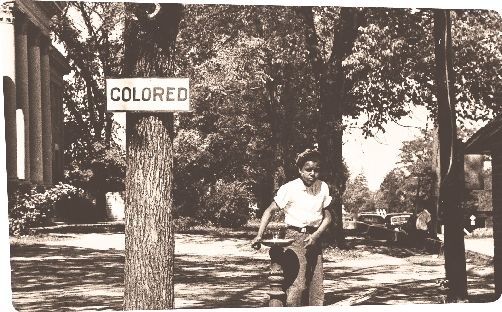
[
  {"x1": 357, "y1": 213, "x2": 386, "y2": 227},
  {"x1": 342, "y1": 215, "x2": 356, "y2": 230},
  {"x1": 385, "y1": 213, "x2": 413, "y2": 231}
]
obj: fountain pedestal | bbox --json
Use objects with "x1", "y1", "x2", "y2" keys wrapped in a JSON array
[{"x1": 261, "y1": 239, "x2": 294, "y2": 307}]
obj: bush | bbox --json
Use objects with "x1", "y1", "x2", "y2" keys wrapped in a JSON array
[
  {"x1": 54, "y1": 197, "x2": 100, "y2": 224},
  {"x1": 198, "y1": 180, "x2": 252, "y2": 228},
  {"x1": 173, "y1": 216, "x2": 203, "y2": 232},
  {"x1": 470, "y1": 227, "x2": 493, "y2": 238},
  {"x1": 8, "y1": 183, "x2": 84, "y2": 236}
]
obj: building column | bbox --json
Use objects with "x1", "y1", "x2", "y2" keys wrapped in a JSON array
[
  {"x1": 15, "y1": 12, "x2": 29, "y2": 181},
  {"x1": 40, "y1": 36, "x2": 52, "y2": 185},
  {"x1": 1, "y1": 1, "x2": 17, "y2": 183},
  {"x1": 28, "y1": 24, "x2": 43, "y2": 185}
]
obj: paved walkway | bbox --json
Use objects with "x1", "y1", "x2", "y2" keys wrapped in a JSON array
[
  {"x1": 43, "y1": 233, "x2": 269, "y2": 259},
  {"x1": 45, "y1": 232, "x2": 495, "y2": 258}
]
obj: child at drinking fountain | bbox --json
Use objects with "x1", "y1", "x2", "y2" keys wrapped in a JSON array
[{"x1": 251, "y1": 148, "x2": 332, "y2": 306}]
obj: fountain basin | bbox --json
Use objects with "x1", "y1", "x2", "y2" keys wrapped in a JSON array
[{"x1": 261, "y1": 238, "x2": 294, "y2": 248}]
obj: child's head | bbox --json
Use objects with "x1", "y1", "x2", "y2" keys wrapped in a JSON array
[{"x1": 296, "y1": 149, "x2": 321, "y2": 186}]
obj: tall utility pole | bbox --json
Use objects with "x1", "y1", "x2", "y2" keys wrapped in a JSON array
[
  {"x1": 121, "y1": 3, "x2": 184, "y2": 310},
  {"x1": 433, "y1": 9, "x2": 468, "y2": 302}
]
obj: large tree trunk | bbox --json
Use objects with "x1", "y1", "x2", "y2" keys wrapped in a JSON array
[
  {"x1": 124, "y1": 113, "x2": 175, "y2": 310},
  {"x1": 259, "y1": 77, "x2": 287, "y2": 221},
  {"x1": 433, "y1": 9, "x2": 468, "y2": 302},
  {"x1": 297, "y1": 7, "x2": 361, "y2": 249},
  {"x1": 265, "y1": 78, "x2": 287, "y2": 195},
  {"x1": 123, "y1": 3, "x2": 183, "y2": 310}
]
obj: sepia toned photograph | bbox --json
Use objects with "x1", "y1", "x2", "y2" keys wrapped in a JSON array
[{"x1": 1, "y1": 0, "x2": 501, "y2": 310}]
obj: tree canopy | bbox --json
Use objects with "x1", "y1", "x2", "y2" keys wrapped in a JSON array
[
  {"x1": 51, "y1": 3, "x2": 502, "y2": 229},
  {"x1": 343, "y1": 171, "x2": 371, "y2": 215},
  {"x1": 52, "y1": 2, "x2": 125, "y2": 192}
]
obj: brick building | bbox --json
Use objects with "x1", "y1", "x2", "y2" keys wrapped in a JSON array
[
  {"x1": 464, "y1": 113, "x2": 502, "y2": 297},
  {"x1": 1, "y1": 0, "x2": 70, "y2": 190}
]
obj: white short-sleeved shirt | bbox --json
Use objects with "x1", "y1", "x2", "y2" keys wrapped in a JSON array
[{"x1": 274, "y1": 178, "x2": 332, "y2": 228}]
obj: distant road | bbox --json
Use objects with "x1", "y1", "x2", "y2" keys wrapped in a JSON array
[
  {"x1": 464, "y1": 238, "x2": 494, "y2": 257},
  {"x1": 437, "y1": 234, "x2": 494, "y2": 257}
]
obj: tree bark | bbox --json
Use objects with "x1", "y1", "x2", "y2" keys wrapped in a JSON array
[
  {"x1": 124, "y1": 113, "x2": 175, "y2": 310},
  {"x1": 433, "y1": 9, "x2": 468, "y2": 302},
  {"x1": 123, "y1": 3, "x2": 183, "y2": 310},
  {"x1": 264, "y1": 78, "x2": 286, "y2": 197},
  {"x1": 297, "y1": 7, "x2": 361, "y2": 249}
]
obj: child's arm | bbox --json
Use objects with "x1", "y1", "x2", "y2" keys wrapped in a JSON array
[
  {"x1": 251, "y1": 201, "x2": 280, "y2": 248},
  {"x1": 305, "y1": 208, "x2": 332, "y2": 248}
]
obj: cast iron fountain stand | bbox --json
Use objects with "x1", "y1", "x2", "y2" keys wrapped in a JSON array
[{"x1": 261, "y1": 239, "x2": 294, "y2": 307}]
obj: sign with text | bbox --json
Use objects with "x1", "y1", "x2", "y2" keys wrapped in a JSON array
[{"x1": 106, "y1": 78, "x2": 190, "y2": 112}]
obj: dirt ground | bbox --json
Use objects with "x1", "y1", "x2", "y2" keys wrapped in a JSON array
[{"x1": 9, "y1": 231, "x2": 499, "y2": 311}]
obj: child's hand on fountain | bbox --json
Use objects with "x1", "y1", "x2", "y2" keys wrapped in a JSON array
[
  {"x1": 251, "y1": 201, "x2": 280, "y2": 250},
  {"x1": 251, "y1": 236, "x2": 262, "y2": 250}
]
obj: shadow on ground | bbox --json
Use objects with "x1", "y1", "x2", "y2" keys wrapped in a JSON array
[
  {"x1": 174, "y1": 255, "x2": 270, "y2": 309},
  {"x1": 10, "y1": 240, "x2": 270, "y2": 311},
  {"x1": 10, "y1": 244, "x2": 124, "y2": 311},
  {"x1": 10, "y1": 233, "x2": 499, "y2": 311}
]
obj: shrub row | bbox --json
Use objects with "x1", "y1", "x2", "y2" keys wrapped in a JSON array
[
  {"x1": 469, "y1": 227, "x2": 493, "y2": 238},
  {"x1": 8, "y1": 183, "x2": 85, "y2": 236}
]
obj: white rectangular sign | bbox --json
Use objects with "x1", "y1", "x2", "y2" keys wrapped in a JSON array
[{"x1": 106, "y1": 78, "x2": 190, "y2": 112}]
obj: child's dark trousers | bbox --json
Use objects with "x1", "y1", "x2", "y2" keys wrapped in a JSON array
[{"x1": 282, "y1": 228, "x2": 324, "y2": 306}]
